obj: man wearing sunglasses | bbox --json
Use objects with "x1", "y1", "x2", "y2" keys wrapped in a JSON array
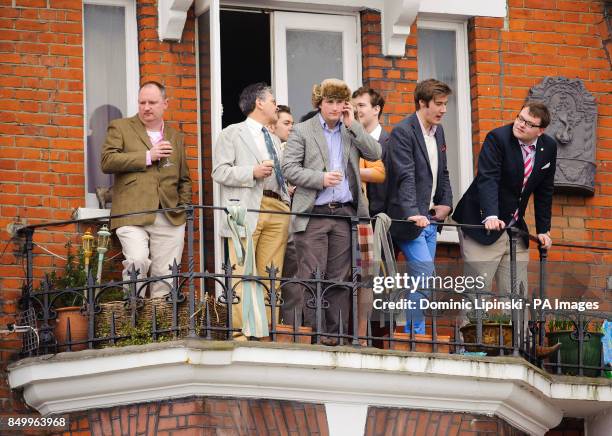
[{"x1": 453, "y1": 102, "x2": 557, "y2": 336}]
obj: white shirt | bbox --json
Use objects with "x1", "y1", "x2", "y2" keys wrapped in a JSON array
[
  {"x1": 370, "y1": 123, "x2": 382, "y2": 141},
  {"x1": 245, "y1": 116, "x2": 270, "y2": 161},
  {"x1": 416, "y1": 114, "x2": 438, "y2": 209}
]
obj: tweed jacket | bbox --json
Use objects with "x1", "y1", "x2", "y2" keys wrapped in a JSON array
[
  {"x1": 101, "y1": 115, "x2": 192, "y2": 230},
  {"x1": 281, "y1": 115, "x2": 382, "y2": 233}
]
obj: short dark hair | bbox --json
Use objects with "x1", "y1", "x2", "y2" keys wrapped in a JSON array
[
  {"x1": 352, "y1": 86, "x2": 385, "y2": 118},
  {"x1": 414, "y1": 79, "x2": 452, "y2": 111},
  {"x1": 140, "y1": 81, "x2": 166, "y2": 99},
  {"x1": 523, "y1": 101, "x2": 551, "y2": 129},
  {"x1": 300, "y1": 110, "x2": 319, "y2": 123},
  {"x1": 277, "y1": 105, "x2": 291, "y2": 116},
  {"x1": 238, "y1": 82, "x2": 272, "y2": 116}
]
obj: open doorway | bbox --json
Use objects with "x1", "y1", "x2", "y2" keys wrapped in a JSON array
[{"x1": 220, "y1": 10, "x2": 271, "y2": 128}]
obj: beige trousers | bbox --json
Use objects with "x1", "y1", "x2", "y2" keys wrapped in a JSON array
[
  {"x1": 459, "y1": 230, "x2": 530, "y2": 298},
  {"x1": 116, "y1": 212, "x2": 186, "y2": 298},
  {"x1": 227, "y1": 196, "x2": 290, "y2": 336}
]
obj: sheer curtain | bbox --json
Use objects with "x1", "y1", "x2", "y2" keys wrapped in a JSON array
[
  {"x1": 286, "y1": 30, "x2": 343, "y2": 120},
  {"x1": 418, "y1": 29, "x2": 460, "y2": 205},
  {"x1": 84, "y1": 4, "x2": 128, "y2": 205}
]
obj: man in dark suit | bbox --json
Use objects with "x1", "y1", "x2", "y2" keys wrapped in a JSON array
[
  {"x1": 385, "y1": 79, "x2": 453, "y2": 334},
  {"x1": 101, "y1": 81, "x2": 192, "y2": 298},
  {"x1": 282, "y1": 78, "x2": 381, "y2": 344},
  {"x1": 453, "y1": 102, "x2": 556, "y2": 303},
  {"x1": 352, "y1": 86, "x2": 389, "y2": 216}
]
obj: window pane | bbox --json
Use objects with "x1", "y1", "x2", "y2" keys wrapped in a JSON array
[
  {"x1": 418, "y1": 29, "x2": 460, "y2": 206},
  {"x1": 286, "y1": 30, "x2": 342, "y2": 120},
  {"x1": 84, "y1": 4, "x2": 127, "y2": 196}
]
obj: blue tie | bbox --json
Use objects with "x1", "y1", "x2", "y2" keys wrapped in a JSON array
[{"x1": 262, "y1": 127, "x2": 288, "y2": 196}]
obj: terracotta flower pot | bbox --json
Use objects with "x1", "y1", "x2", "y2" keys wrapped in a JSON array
[
  {"x1": 262, "y1": 324, "x2": 313, "y2": 344},
  {"x1": 384, "y1": 333, "x2": 451, "y2": 353},
  {"x1": 54, "y1": 306, "x2": 89, "y2": 351}
]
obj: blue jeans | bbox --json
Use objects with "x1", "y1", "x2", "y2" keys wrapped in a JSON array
[{"x1": 396, "y1": 224, "x2": 437, "y2": 334}]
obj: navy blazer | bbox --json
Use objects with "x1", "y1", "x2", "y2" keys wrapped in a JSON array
[
  {"x1": 367, "y1": 127, "x2": 390, "y2": 216},
  {"x1": 453, "y1": 123, "x2": 557, "y2": 245},
  {"x1": 386, "y1": 113, "x2": 453, "y2": 224}
]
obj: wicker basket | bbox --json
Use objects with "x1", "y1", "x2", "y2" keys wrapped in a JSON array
[
  {"x1": 200, "y1": 293, "x2": 229, "y2": 340},
  {"x1": 460, "y1": 323, "x2": 513, "y2": 356},
  {"x1": 95, "y1": 296, "x2": 195, "y2": 345}
]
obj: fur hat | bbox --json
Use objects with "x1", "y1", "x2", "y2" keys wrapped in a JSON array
[{"x1": 311, "y1": 78, "x2": 351, "y2": 108}]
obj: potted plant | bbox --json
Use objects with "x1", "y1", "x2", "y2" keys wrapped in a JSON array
[
  {"x1": 46, "y1": 241, "x2": 98, "y2": 351},
  {"x1": 459, "y1": 312, "x2": 513, "y2": 356},
  {"x1": 546, "y1": 318, "x2": 604, "y2": 377}
]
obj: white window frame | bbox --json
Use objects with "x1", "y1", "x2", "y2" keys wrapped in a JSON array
[
  {"x1": 417, "y1": 18, "x2": 473, "y2": 244},
  {"x1": 272, "y1": 11, "x2": 361, "y2": 109},
  {"x1": 81, "y1": 0, "x2": 140, "y2": 213}
]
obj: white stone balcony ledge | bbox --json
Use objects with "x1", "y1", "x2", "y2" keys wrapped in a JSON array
[{"x1": 8, "y1": 340, "x2": 612, "y2": 436}]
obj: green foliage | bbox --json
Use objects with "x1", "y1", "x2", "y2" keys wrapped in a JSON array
[
  {"x1": 467, "y1": 310, "x2": 511, "y2": 325},
  {"x1": 548, "y1": 318, "x2": 604, "y2": 333},
  {"x1": 97, "y1": 288, "x2": 126, "y2": 303},
  {"x1": 96, "y1": 309, "x2": 175, "y2": 347},
  {"x1": 41, "y1": 241, "x2": 99, "y2": 308},
  {"x1": 115, "y1": 318, "x2": 173, "y2": 346}
]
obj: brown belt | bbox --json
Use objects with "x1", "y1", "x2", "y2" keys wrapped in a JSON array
[
  {"x1": 313, "y1": 202, "x2": 352, "y2": 210},
  {"x1": 263, "y1": 190, "x2": 284, "y2": 202}
]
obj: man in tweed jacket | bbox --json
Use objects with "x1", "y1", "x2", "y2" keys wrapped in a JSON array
[
  {"x1": 101, "y1": 81, "x2": 192, "y2": 298},
  {"x1": 282, "y1": 79, "x2": 381, "y2": 343}
]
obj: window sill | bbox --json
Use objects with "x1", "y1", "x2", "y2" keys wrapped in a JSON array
[{"x1": 72, "y1": 208, "x2": 111, "y2": 221}]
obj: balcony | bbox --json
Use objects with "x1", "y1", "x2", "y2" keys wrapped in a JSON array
[{"x1": 6, "y1": 205, "x2": 612, "y2": 435}]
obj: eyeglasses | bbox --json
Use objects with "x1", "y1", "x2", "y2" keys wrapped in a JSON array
[{"x1": 515, "y1": 114, "x2": 541, "y2": 129}]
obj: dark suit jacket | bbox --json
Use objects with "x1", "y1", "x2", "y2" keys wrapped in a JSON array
[
  {"x1": 366, "y1": 127, "x2": 391, "y2": 216},
  {"x1": 101, "y1": 115, "x2": 192, "y2": 230},
  {"x1": 385, "y1": 113, "x2": 453, "y2": 239},
  {"x1": 452, "y1": 123, "x2": 557, "y2": 245}
]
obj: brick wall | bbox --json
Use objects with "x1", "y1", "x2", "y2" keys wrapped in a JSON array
[
  {"x1": 360, "y1": 10, "x2": 418, "y2": 129},
  {"x1": 0, "y1": 0, "x2": 199, "y2": 417},
  {"x1": 45, "y1": 398, "x2": 583, "y2": 436},
  {"x1": 469, "y1": 0, "x2": 611, "y2": 253},
  {"x1": 469, "y1": 0, "x2": 611, "y2": 304},
  {"x1": 49, "y1": 397, "x2": 328, "y2": 436},
  {"x1": 360, "y1": 2, "x2": 611, "y2": 294},
  {"x1": 366, "y1": 407, "x2": 527, "y2": 435}
]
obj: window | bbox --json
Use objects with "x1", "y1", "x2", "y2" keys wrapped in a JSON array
[
  {"x1": 83, "y1": 0, "x2": 139, "y2": 209},
  {"x1": 417, "y1": 19, "x2": 472, "y2": 243},
  {"x1": 273, "y1": 12, "x2": 360, "y2": 120}
]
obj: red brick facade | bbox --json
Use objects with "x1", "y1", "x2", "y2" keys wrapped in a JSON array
[
  {"x1": 0, "y1": 0, "x2": 610, "y2": 427},
  {"x1": 36, "y1": 398, "x2": 578, "y2": 436},
  {"x1": 53, "y1": 397, "x2": 328, "y2": 436}
]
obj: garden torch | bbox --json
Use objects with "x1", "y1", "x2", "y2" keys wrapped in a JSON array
[{"x1": 96, "y1": 224, "x2": 111, "y2": 284}]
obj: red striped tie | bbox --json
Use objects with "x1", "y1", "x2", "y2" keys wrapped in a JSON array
[{"x1": 513, "y1": 143, "x2": 536, "y2": 221}]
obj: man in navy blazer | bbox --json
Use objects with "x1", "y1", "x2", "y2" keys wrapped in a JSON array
[
  {"x1": 453, "y1": 102, "x2": 556, "y2": 304},
  {"x1": 386, "y1": 79, "x2": 453, "y2": 333}
]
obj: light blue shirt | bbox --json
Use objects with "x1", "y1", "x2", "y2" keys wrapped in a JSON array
[{"x1": 315, "y1": 114, "x2": 353, "y2": 205}]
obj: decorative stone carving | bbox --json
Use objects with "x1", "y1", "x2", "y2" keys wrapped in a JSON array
[{"x1": 528, "y1": 77, "x2": 597, "y2": 195}]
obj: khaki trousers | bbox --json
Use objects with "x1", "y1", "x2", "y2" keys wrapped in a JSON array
[
  {"x1": 116, "y1": 212, "x2": 186, "y2": 298},
  {"x1": 227, "y1": 196, "x2": 290, "y2": 336},
  {"x1": 459, "y1": 230, "x2": 530, "y2": 298}
]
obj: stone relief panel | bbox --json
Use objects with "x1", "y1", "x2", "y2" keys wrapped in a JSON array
[{"x1": 528, "y1": 77, "x2": 597, "y2": 195}]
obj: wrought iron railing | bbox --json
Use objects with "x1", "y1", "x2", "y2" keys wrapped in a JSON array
[{"x1": 14, "y1": 205, "x2": 611, "y2": 377}]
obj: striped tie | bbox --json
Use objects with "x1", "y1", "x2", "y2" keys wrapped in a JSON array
[{"x1": 513, "y1": 143, "x2": 536, "y2": 221}]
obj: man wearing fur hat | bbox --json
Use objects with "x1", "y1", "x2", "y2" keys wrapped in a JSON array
[{"x1": 282, "y1": 78, "x2": 381, "y2": 344}]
